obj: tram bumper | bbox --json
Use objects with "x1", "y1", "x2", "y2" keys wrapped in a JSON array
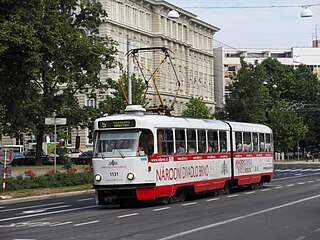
[{"x1": 94, "y1": 183, "x2": 156, "y2": 205}]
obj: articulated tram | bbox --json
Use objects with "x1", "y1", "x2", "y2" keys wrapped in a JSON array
[{"x1": 92, "y1": 105, "x2": 274, "y2": 205}]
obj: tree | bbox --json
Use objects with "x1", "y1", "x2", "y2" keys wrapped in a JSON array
[
  {"x1": 268, "y1": 101, "x2": 308, "y2": 160},
  {"x1": 0, "y1": 0, "x2": 118, "y2": 165},
  {"x1": 98, "y1": 74, "x2": 147, "y2": 115},
  {"x1": 219, "y1": 58, "x2": 315, "y2": 155},
  {"x1": 218, "y1": 59, "x2": 269, "y2": 123},
  {"x1": 182, "y1": 97, "x2": 213, "y2": 119}
]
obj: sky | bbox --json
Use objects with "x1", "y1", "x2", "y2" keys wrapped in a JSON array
[{"x1": 169, "y1": 0, "x2": 320, "y2": 49}]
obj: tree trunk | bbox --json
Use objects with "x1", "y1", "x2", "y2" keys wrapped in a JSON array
[{"x1": 35, "y1": 126, "x2": 45, "y2": 166}]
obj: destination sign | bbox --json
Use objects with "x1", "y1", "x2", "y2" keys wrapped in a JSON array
[{"x1": 98, "y1": 120, "x2": 136, "y2": 129}]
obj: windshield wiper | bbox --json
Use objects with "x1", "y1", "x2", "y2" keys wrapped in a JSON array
[{"x1": 115, "y1": 148, "x2": 125, "y2": 158}]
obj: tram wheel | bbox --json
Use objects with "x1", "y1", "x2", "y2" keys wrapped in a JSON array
[
  {"x1": 178, "y1": 189, "x2": 187, "y2": 202},
  {"x1": 160, "y1": 197, "x2": 171, "y2": 205}
]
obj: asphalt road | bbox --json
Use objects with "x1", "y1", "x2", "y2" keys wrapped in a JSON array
[{"x1": 0, "y1": 163, "x2": 320, "y2": 240}]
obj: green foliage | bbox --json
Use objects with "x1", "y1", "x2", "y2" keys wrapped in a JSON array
[
  {"x1": 98, "y1": 74, "x2": 147, "y2": 115},
  {"x1": 1, "y1": 171, "x2": 93, "y2": 191},
  {"x1": 220, "y1": 57, "x2": 317, "y2": 152},
  {"x1": 268, "y1": 101, "x2": 308, "y2": 152},
  {"x1": 0, "y1": 0, "x2": 118, "y2": 165},
  {"x1": 182, "y1": 97, "x2": 213, "y2": 119}
]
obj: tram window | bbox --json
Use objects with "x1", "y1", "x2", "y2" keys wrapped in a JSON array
[
  {"x1": 252, "y1": 132, "x2": 258, "y2": 152},
  {"x1": 219, "y1": 131, "x2": 227, "y2": 152},
  {"x1": 175, "y1": 129, "x2": 186, "y2": 154},
  {"x1": 259, "y1": 133, "x2": 266, "y2": 152},
  {"x1": 187, "y1": 129, "x2": 196, "y2": 154},
  {"x1": 138, "y1": 129, "x2": 154, "y2": 156},
  {"x1": 265, "y1": 134, "x2": 271, "y2": 152},
  {"x1": 235, "y1": 132, "x2": 243, "y2": 152},
  {"x1": 243, "y1": 132, "x2": 252, "y2": 152},
  {"x1": 157, "y1": 129, "x2": 173, "y2": 155},
  {"x1": 208, "y1": 130, "x2": 218, "y2": 153},
  {"x1": 197, "y1": 130, "x2": 206, "y2": 153}
]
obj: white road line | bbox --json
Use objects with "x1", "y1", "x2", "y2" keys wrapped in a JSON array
[
  {"x1": 227, "y1": 195, "x2": 239, "y2": 198},
  {"x1": 0, "y1": 205, "x2": 96, "y2": 222},
  {"x1": 117, "y1": 213, "x2": 139, "y2": 218},
  {"x1": 181, "y1": 202, "x2": 197, "y2": 206},
  {"x1": 157, "y1": 194, "x2": 320, "y2": 240},
  {"x1": 286, "y1": 184, "x2": 295, "y2": 187},
  {"x1": 294, "y1": 236, "x2": 306, "y2": 240},
  {"x1": 245, "y1": 191, "x2": 255, "y2": 194},
  {"x1": 21, "y1": 205, "x2": 71, "y2": 214},
  {"x1": 297, "y1": 182, "x2": 306, "y2": 185},
  {"x1": 260, "y1": 189, "x2": 270, "y2": 192},
  {"x1": 206, "y1": 198, "x2": 219, "y2": 202},
  {"x1": 0, "y1": 202, "x2": 65, "y2": 213},
  {"x1": 77, "y1": 198, "x2": 94, "y2": 202},
  {"x1": 307, "y1": 181, "x2": 314, "y2": 183},
  {"x1": 152, "y1": 207, "x2": 171, "y2": 212},
  {"x1": 74, "y1": 220, "x2": 100, "y2": 227},
  {"x1": 51, "y1": 221, "x2": 73, "y2": 227},
  {"x1": 274, "y1": 186, "x2": 283, "y2": 189},
  {"x1": 272, "y1": 172, "x2": 320, "y2": 181},
  {"x1": 314, "y1": 228, "x2": 320, "y2": 232}
]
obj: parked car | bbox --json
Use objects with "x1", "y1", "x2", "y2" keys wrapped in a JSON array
[
  {"x1": 18, "y1": 150, "x2": 49, "y2": 165},
  {"x1": 74, "y1": 150, "x2": 93, "y2": 165}
]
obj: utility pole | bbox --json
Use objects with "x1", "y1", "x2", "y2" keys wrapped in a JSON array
[{"x1": 127, "y1": 35, "x2": 132, "y2": 104}]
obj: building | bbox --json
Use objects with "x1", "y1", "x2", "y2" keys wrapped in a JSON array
[
  {"x1": 214, "y1": 43, "x2": 320, "y2": 110},
  {"x1": 1, "y1": 0, "x2": 220, "y2": 152}
]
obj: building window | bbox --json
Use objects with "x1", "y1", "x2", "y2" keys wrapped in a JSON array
[{"x1": 86, "y1": 94, "x2": 96, "y2": 108}]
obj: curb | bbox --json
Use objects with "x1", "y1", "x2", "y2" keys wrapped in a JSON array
[{"x1": 0, "y1": 189, "x2": 95, "y2": 204}]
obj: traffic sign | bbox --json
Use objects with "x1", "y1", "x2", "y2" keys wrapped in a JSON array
[{"x1": 45, "y1": 118, "x2": 67, "y2": 125}]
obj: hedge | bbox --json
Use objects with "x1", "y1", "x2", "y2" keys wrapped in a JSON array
[{"x1": 0, "y1": 171, "x2": 93, "y2": 191}]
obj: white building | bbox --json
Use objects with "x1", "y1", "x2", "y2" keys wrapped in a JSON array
[
  {"x1": 214, "y1": 44, "x2": 320, "y2": 110},
  {"x1": 1, "y1": 0, "x2": 220, "y2": 152}
]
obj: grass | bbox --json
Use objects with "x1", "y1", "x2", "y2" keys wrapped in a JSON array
[
  {"x1": 2, "y1": 184, "x2": 93, "y2": 198},
  {"x1": 1, "y1": 164, "x2": 94, "y2": 199},
  {"x1": 12, "y1": 164, "x2": 90, "y2": 172}
]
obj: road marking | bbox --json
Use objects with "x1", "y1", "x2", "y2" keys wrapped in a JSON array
[
  {"x1": 307, "y1": 180, "x2": 314, "y2": 183},
  {"x1": 181, "y1": 202, "x2": 197, "y2": 206},
  {"x1": 274, "y1": 186, "x2": 283, "y2": 189},
  {"x1": 157, "y1": 194, "x2": 320, "y2": 240},
  {"x1": 0, "y1": 202, "x2": 65, "y2": 213},
  {"x1": 314, "y1": 228, "x2": 320, "y2": 232},
  {"x1": 0, "y1": 205, "x2": 96, "y2": 222},
  {"x1": 297, "y1": 182, "x2": 306, "y2": 185},
  {"x1": 153, "y1": 207, "x2": 171, "y2": 212},
  {"x1": 294, "y1": 236, "x2": 306, "y2": 240},
  {"x1": 51, "y1": 221, "x2": 73, "y2": 227},
  {"x1": 117, "y1": 213, "x2": 139, "y2": 218},
  {"x1": 206, "y1": 198, "x2": 219, "y2": 202},
  {"x1": 260, "y1": 189, "x2": 270, "y2": 192},
  {"x1": 286, "y1": 184, "x2": 295, "y2": 187},
  {"x1": 74, "y1": 220, "x2": 100, "y2": 227},
  {"x1": 245, "y1": 191, "x2": 255, "y2": 195},
  {"x1": 21, "y1": 205, "x2": 71, "y2": 214},
  {"x1": 273, "y1": 172, "x2": 320, "y2": 181},
  {"x1": 227, "y1": 195, "x2": 239, "y2": 198},
  {"x1": 77, "y1": 198, "x2": 94, "y2": 202}
]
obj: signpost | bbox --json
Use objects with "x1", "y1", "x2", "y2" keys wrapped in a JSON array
[{"x1": 45, "y1": 117, "x2": 67, "y2": 173}]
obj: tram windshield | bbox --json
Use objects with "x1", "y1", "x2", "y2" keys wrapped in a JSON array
[{"x1": 95, "y1": 130, "x2": 141, "y2": 158}]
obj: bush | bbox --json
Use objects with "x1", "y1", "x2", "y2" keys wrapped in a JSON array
[{"x1": 0, "y1": 171, "x2": 93, "y2": 191}]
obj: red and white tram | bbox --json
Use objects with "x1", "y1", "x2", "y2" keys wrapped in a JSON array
[{"x1": 93, "y1": 105, "x2": 274, "y2": 205}]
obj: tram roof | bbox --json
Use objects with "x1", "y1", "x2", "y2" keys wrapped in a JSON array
[{"x1": 95, "y1": 112, "x2": 272, "y2": 133}]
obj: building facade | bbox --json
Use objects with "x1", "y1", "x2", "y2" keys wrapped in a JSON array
[
  {"x1": 214, "y1": 44, "x2": 320, "y2": 110},
  {"x1": 2, "y1": 0, "x2": 220, "y2": 152}
]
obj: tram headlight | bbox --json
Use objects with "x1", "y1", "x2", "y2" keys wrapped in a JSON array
[
  {"x1": 127, "y1": 172, "x2": 135, "y2": 180},
  {"x1": 94, "y1": 174, "x2": 102, "y2": 182}
]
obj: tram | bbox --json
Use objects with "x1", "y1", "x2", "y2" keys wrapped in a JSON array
[{"x1": 92, "y1": 105, "x2": 274, "y2": 205}]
